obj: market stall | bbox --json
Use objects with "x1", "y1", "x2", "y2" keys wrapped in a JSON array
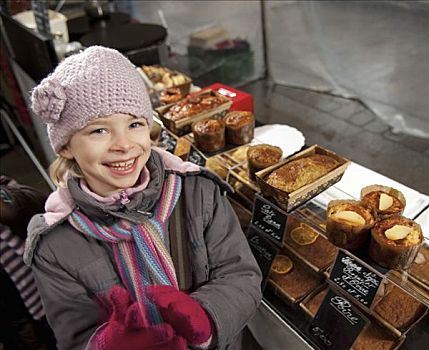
[{"x1": 142, "y1": 64, "x2": 429, "y2": 350}]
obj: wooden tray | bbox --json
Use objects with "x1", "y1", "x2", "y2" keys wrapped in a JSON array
[{"x1": 156, "y1": 89, "x2": 232, "y2": 136}]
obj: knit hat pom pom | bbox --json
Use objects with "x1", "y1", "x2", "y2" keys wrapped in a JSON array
[{"x1": 31, "y1": 78, "x2": 67, "y2": 124}]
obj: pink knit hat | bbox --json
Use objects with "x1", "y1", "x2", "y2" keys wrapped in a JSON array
[{"x1": 31, "y1": 46, "x2": 153, "y2": 153}]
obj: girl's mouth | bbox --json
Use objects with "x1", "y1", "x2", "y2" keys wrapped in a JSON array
[{"x1": 105, "y1": 158, "x2": 137, "y2": 174}]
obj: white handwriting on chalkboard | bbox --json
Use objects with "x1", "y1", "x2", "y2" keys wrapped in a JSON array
[
  {"x1": 341, "y1": 256, "x2": 362, "y2": 272},
  {"x1": 261, "y1": 205, "x2": 281, "y2": 229},
  {"x1": 311, "y1": 326, "x2": 332, "y2": 346},
  {"x1": 330, "y1": 296, "x2": 359, "y2": 325},
  {"x1": 249, "y1": 236, "x2": 273, "y2": 260}
]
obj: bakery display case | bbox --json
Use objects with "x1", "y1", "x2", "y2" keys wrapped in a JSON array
[{"x1": 149, "y1": 67, "x2": 428, "y2": 349}]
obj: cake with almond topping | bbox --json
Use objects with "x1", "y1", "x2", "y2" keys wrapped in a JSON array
[
  {"x1": 361, "y1": 185, "x2": 406, "y2": 219},
  {"x1": 326, "y1": 200, "x2": 375, "y2": 249},
  {"x1": 369, "y1": 216, "x2": 423, "y2": 270}
]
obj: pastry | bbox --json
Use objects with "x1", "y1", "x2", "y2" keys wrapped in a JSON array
[
  {"x1": 409, "y1": 243, "x2": 429, "y2": 286},
  {"x1": 304, "y1": 287, "x2": 328, "y2": 317},
  {"x1": 142, "y1": 65, "x2": 189, "y2": 91},
  {"x1": 351, "y1": 322, "x2": 397, "y2": 350},
  {"x1": 229, "y1": 146, "x2": 249, "y2": 163},
  {"x1": 164, "y1": 94, "x2": 226, "y2": 122},
  {"x1": 270, "y1": 252, "x2": 321, "y2": 301},
  {"x1": 361, "y1": 185, "x2": 406, "y2": 219},
  {"x1": 265, "y1": 154, "x2": 339, "y2": 194},
  {"x1": 159, "y1": 88, "x2": 184, "y2": 105},
  {"x1": 224, "y1": 111, "x2": 255, "y2": 145},
  {"x1": 247, "y1": 144, "x2": 282, "y2": 181},
  {"x1": 173, "y1": 138, "x2": 191, "y2": 161},
  {"x1": 192, "y1": 118, "x2": 225, "y2": 152},
  {"x1": 326, "y1": 200, "x2": 375, "y2": 250},
  {"x1": 284, "y1": 217, "x2": 338, "y2": 270},
  {"x1": 205, "y1": 157, "x2": 228, "y2": 179},
  {"x1": 373, "y1": 283, "x2": 427, "y2": 331},
  {"x1": 369, "y1": 216, "x2": 423, "y2": 270}
]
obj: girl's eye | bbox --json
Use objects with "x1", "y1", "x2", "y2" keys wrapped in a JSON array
[
  {"x1": 90, "y1": 128, "x2": 107, "y2": 135},
  {"x1": 130, "y1": 121, "x2": 145, "y2": 128}
]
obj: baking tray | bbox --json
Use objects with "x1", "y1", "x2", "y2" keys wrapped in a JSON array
[
  {"x1": 156, "y1": 89, "x2": 232, "y2": 136},
  {"x1": 255, "y1": 145, "x2": 351, "y2": 212}
]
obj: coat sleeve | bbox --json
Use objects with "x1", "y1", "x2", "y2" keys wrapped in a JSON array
[
  {"x1": 187, "y1": 177, "x2": 263, "y2": 350},
  {"x1": 30, "y1": 226, "x2": 118, "y2": 350}
]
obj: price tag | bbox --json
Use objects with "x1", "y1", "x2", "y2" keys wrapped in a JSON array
[
  {"x1": 309, "y1": 288, "x2": 369, "y2": 350},
  {"x1": 31, "y1": 0, "x2": 51, "y2": 36},
  {"x1": 247, "y1": 225, "x2": 279, "y2": 287},
  {"x1": 188, "y1": 146, "x2": 206, "y2": 167},
  {"x1": 159, "y1": 129, "x2": 177, "y2": 153},
  {"x1": 251, "y1": 194, "x2": 288, "y2": 246},
  {"x1": 329, "y1": 250, "x2": 382, "y2": 308}
]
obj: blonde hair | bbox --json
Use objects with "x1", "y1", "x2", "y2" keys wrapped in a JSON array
[{"x1": 49, "y1": 155, "x2": 83, "y2": 187}]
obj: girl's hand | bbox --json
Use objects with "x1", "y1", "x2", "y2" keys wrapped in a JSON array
[
  {"x1": 147, "y1": 285, "x2": 213, "y2": 346},
  {"x1": 95, "y1": 286, "x2": 187, "y2": 350}
]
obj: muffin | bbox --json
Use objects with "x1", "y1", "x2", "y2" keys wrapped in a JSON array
[
  {"x1": 192, "y1": 118, "x2": 225, "y2": 152},
  {"x1": 361, "y1": 185, "x2": 406, "y2": 219},
  {"x1": 351, "y1": 322, "x2": 397, "y2": 350},
  {"x1": 326, "y1": 200, "x2": 375, "y2": 250},
  {"x1": 247, "y1": 144, "x2": 282, "y2": 181},
  {"x1": 224, "y1": 111, "x2": 255, "y2": 145},
  {"x1": 284, "y1": 217, "x2": 338, "y2": 271},
  {"x1": 373, "y1": 283, "x2": 427, "y2": 332},
  {"x1": 270, "y1": 253, "x2": 321, "y2": 301},
  {"x1": 265, "y1": 154, "x2": 339, "y2": 194},
  {"x1": 369, "y1": 216, "x2": 423, "y2": 270}
]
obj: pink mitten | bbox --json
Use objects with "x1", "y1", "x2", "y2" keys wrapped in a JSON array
[
  {"x1": 147, "y1": 285, "x2": 213, "y2": 346},
  {"x1": 95, "y1": 286, "x2": 187, "y2": 350}
]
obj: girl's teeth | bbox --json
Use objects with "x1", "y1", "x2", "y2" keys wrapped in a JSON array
[{"x1": 109, "y1": 159, "x2": 135, "y2": 170}]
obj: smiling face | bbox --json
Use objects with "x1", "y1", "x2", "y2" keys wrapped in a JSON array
[{"x1": 60, "y1": 113, "x2": 151, "y2": 197}]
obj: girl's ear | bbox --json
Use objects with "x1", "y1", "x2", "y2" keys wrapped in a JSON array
[{"x1": 59, "y1": 145, "x2": 74, "y2": 160}]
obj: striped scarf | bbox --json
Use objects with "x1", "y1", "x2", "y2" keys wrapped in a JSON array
[
  {"x1": 0, "y1": 224, "x2": 45, "y2": 320},
  {"x1": 68, "y1": 174, "x2": 182, "y2": 325}
]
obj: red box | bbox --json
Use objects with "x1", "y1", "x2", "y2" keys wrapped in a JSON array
[{"x1": 201, "y1": 83, "x2": 253, "y2": 113}]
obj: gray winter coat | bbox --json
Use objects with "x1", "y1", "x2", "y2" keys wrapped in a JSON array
[{"x1": 24, "y1": 150, "x2": 262, "y2": 350}]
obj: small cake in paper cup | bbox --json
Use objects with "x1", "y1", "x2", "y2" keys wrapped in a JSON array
[
  {"x1": 361, "y1": 185, "x2": 406, "y2": 220},
  {"x1": 369, "y1": 216, "x2": 423, "y2": 270},
  {"x1": 326, "y1": 200, "x2": 375, "y2": 250}
]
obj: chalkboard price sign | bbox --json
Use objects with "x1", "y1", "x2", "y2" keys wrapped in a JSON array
[
  {"x1": 159, "y1": 129, "x2": 177, "y2": 153},
  {"x1": 330, "y1": 250, "x2": 382, "y2": 308},
  {"x1": 309, "y1": 288, "x2": 368, "y2": 350},
  {"x1": 251, "y1": 194, "x2": 288, "y2": 245},
  {"x1": 247, "y1": 225, "x2": 279, "y2": 287},
  {"x1": 188, "y1": 146, "x2": 206, "y2": 167}
]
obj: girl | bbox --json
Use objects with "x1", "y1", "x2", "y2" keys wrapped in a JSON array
[{"x1": 24, "y1": 46, "x2": 262, "y2": 350}]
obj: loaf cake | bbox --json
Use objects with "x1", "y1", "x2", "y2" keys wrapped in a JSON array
[
  {"x1": 224, "y1": 111, "x2": 255, "y2": 145},
  {"x1": 326, "y1": 200, "x2": 375, "y2": 250},
  {"x1": 284, "y1": 217, "x2": 338, "y2": 270},
  {"x1": 361, "y1": 185, "x2": 406, "y2": 219},
  {"x1": 409, "y1": 243, "x2": 429, "y2": 286},
  {"x1": 373, "y1": 283, "x2": 427, "y2": 332},
  {"x1": 351, "y1": 322, "x2": 397, "y2": 350},
  {"x1": 270, "y1": 252, "x2": 321, "y2": 301},
  {"x1": 164, "y1": 94, "x2": 225, "y2": 122},
  {"x1": 265, "y1": 154, "x2": 339, "y2": 194},
  {"x1": 369, "y1": 216, "x2": 423, "y2": 270},
  {"x1": 303, "y1": 287, "x2": 328, "y2": 317},
  {"x1": 247, "y1": 144, "x2": 282, "y2": 181},
  {"x1": 192, "y1": 118, "x2": 225, "y2": 152}
]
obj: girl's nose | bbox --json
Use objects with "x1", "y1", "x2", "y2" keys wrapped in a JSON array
[{"x1": 110, "y1": 133, "x2": 133, "y2": 152}]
